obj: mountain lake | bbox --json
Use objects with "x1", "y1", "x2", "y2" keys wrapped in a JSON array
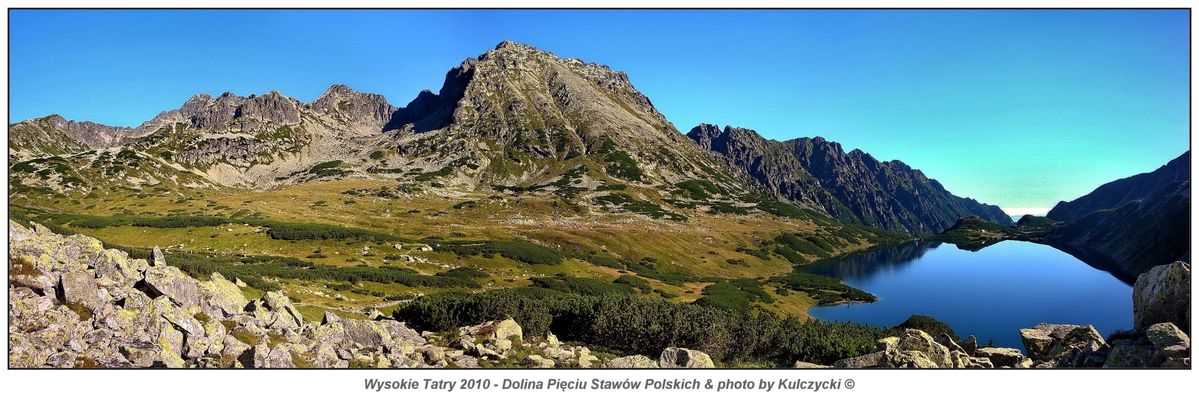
[{"x1": 805, "y1": 240, "x2": 1133, "y2": 351}]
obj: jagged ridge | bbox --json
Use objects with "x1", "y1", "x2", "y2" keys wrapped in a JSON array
[{"x1": 687, "y1": 124, "x2": 1012, "y2": 235}]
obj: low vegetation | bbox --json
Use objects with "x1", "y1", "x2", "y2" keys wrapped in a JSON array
[{"x1": 396, "y1": 288, "x2": 895, "y2": 366}]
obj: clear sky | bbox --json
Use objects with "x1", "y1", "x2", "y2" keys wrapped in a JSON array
[{"x1": 8, "y1": 10, "x2": 1190, "y2": 212}]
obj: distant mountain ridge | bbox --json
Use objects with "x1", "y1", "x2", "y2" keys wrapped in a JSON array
[
  {"x1": 687, "y1": 124, "x2": 1012, "y2": 235},
  {"x1": 1045, "y1": 151, "x2": 1190, "y2": 278}
]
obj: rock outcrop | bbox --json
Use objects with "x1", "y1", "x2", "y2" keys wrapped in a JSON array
[{"x1": 1132, "y1": 261, "x2": 1190, "y2": 332}]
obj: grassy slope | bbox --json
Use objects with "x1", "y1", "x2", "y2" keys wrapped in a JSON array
[{"x1": 10, "y1": 178, "x2": 901, "y2": 321}]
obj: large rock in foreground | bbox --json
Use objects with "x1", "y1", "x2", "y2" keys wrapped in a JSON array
[
  {"x1": 1019, "y1": 324, "x2": 1107, "y2": 367},
  {"x1": 1133, "y1": 261, "x2": 1190, "y2": 332},
  {"x1": 659, "y1": 347, "x2": 714, "y2": 368}
]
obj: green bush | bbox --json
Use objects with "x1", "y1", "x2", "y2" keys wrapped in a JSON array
[
  {"x1": 613, "y1": 275, "x2": 652, "y2": 293},
  {"x1": 774, "y1": 233, "x2": 830, "y2": 257},
  {"x1": 259, "y1": 221, "x2": 399, "y2": 242},
  {"x1": 675, "y1": 179, "x2": 722, "y2": 200},
  {"x1": 695, "y1": 279, "x2": 774, "y2": 310},
  {"x1": 771, "y1": 272, "x2": 875, "y2": 305},
  {"x1": 432, "y1": 240, "x2": 565, "y2": 265},
  {"x1": 896, "y1": 314, "x2": 958, "y2": 341},
  {"x1": 531, "y1": 275, "x2": 632, "y2": 295},
  {"x1": 773, "y1": 246, "x2": 809, "y2": 265}
]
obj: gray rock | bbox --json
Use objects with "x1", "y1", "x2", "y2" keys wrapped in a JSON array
[
  {"x1": 1145, "y1": 322, "x2": 1189, "y2": 349},
  {"x1": 459, "y1": 318, "x2": 523, "y2": 343},
  {"x1": 525, "y1": 355, "x2": 555, "y2": 368},
  {"x1": 895, "y1": 329, "x2": 953, "y2": 367},
  {"x1": 659, "y1": 347, "x2": 715, "y2": 368},
  {"x1": 151, "y1": 246, "x2": 167, "y2": 267},
  {"x1": 793, "y1": 361, "x2": 831, "y2": 368},
  {"x1": 1019, "y1": 323, "x2": 1106, "y2": 366},
  {"x1": 143, "y1": 265, "x2": 202, "y2": 307},
  {"x1": 935, "y1": 333, "x2": 965, "y2": 354},
  {"x1": 198, "y1": 272, "x2": 249, "y2": 318},
  {"x1": 603, "y1": 355, "x2": 659, "y2": 368},
  {"x1": 834, "y1": 352, "x2": 884, "y2": 368},
  {"x1": 60, "y1": 270, "x2": 104, "y2": 313},
  {"x1": 1103, "y1": 339, "x2": 1156, "y2": 368},
  {"x1": 961, "y1": 335, "x2": 978, "y2": 355},
  {"x1": 1133, "y1": 261, "x2": 1190, "y2": 332},
  {"x1": 975, "y1": 347, "x2": 1024, "y2": 367},
  {"x1": 322, "y1": 311, "x2": 341, "y2": 325}
]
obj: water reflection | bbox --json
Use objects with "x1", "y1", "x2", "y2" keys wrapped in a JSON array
[
  {"x1": 805, "y1": 240, "x2": 1133, "y2": 350},
  {"x1": 802, "y1": 241, "x2": 941, "y2": 280}
]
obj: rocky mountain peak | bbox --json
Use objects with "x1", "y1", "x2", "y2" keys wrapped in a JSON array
[
  {"x1": 311, "y1": 84, "x2": 396, "y2": 130},
  {"x1": 11, "y1": 114, "x2": 136, "y2": 151},
  {"x1": 168, "y1": 90, "x2": 305, "y2": 130}
]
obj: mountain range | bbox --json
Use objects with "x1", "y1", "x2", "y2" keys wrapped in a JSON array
[
  {"x1": 11, "y1": 41, "x2": 1018, "y2": 236},
  {"x1": 1045, "y1": 150, "x2": 1190, "y2": 278}
]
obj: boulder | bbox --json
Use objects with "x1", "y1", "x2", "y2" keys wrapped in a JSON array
[
  {"x1": 524, "y1": 355, "x2": 555, "y2": 368},
  {"x1": 1132, "y1": 261, "x2": 1190, "y2": 332},
  {"x1": 1145, "y1": 322, "x2": 1191, "y2": 367},
  {"x1": 10, "y1": 255, "x2": 55, "y2": 292},
  {"x1": 1103, "y1": 339, "x2": 1156, "y2": 368},
  {"x1": 198, "y1": 272, "x2": 249, "y2": 318},
  {"x1": 157, "y1": 323, "x2": 186, "y2": 368},
  {"x1": 143, "y1": 265, "x2": 203, "y2": 307},
  {"x1": 961, "y1": 335, "x2": 978, "y2": 355},
  {"x1": 423, "y1": 347, "x2": 446, "y2": 363},
  {"x1": 834, "y1": 352, "x2": 884, "y2": 368},
  {"x1": 935, "y1": 333, "x2": 965, "y2": 354},
  {"x1": 793, "y1": 361, "x2": 831, "y2": 368},
  {"x1": 60, "y1": 270, "x2": 104, "y2": 313},
  {"x1": 378, "y1": 320, "x2": 426, "y2": 346},
  {"x1": 460, "y1": 318, "x2": 523, "y2": 343},
  {"x1": 342, "y1": 319, "x2": 392, "y2": 349},
  {"x1": 603, "y1": 355, "x2": 660, "y2": 368},
  {"x1": 151, "y1": 246, "x2": 167, "y2": 267},
  {"x1": 261, "y1": 291, "x2": 304, "y2": 327},
  {"x1": 1145, "y1": 322, "x2": 1189, "y2": 349},
  {"x1": 975, "y1": 347, "x2": 1024, "y2": 367},
  {"x1": 659, "y1": 347, "x2": 715, "y2": 368},
  {"x1": 577, "y1": 352, "x2": 600, "y2": 368},
  {"x1": 322, "y1": 311, "x2": 341, "y2": 325},
  {"x1": 92, "y1": 248, "x2": 147, "y2": 288},
  {"x1": 894, "y1": 329, "x2": 953, "y2": 367},
  {"x1": 1019, "y1": 323, "x2": 1106, "y2": 365},
  {"x1": 889, "y1": 350, "x2": 940, "y2": 368}
]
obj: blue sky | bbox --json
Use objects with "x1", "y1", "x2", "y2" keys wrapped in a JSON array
[{"x1": 8, "y1": 10, "x2": 1190, "y2": 212}]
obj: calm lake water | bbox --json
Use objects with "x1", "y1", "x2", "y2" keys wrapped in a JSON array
[{"x1": 805, "y1": 241, "x2": 1133, "y2": 350}]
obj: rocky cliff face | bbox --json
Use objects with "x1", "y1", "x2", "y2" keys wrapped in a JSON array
[
  {"x1": 688, "y1": 124, "x2": 1012, "y2": 235},
  {"x1": 1046, "y1": 151, "x2": 1190, "y2": 277}
]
